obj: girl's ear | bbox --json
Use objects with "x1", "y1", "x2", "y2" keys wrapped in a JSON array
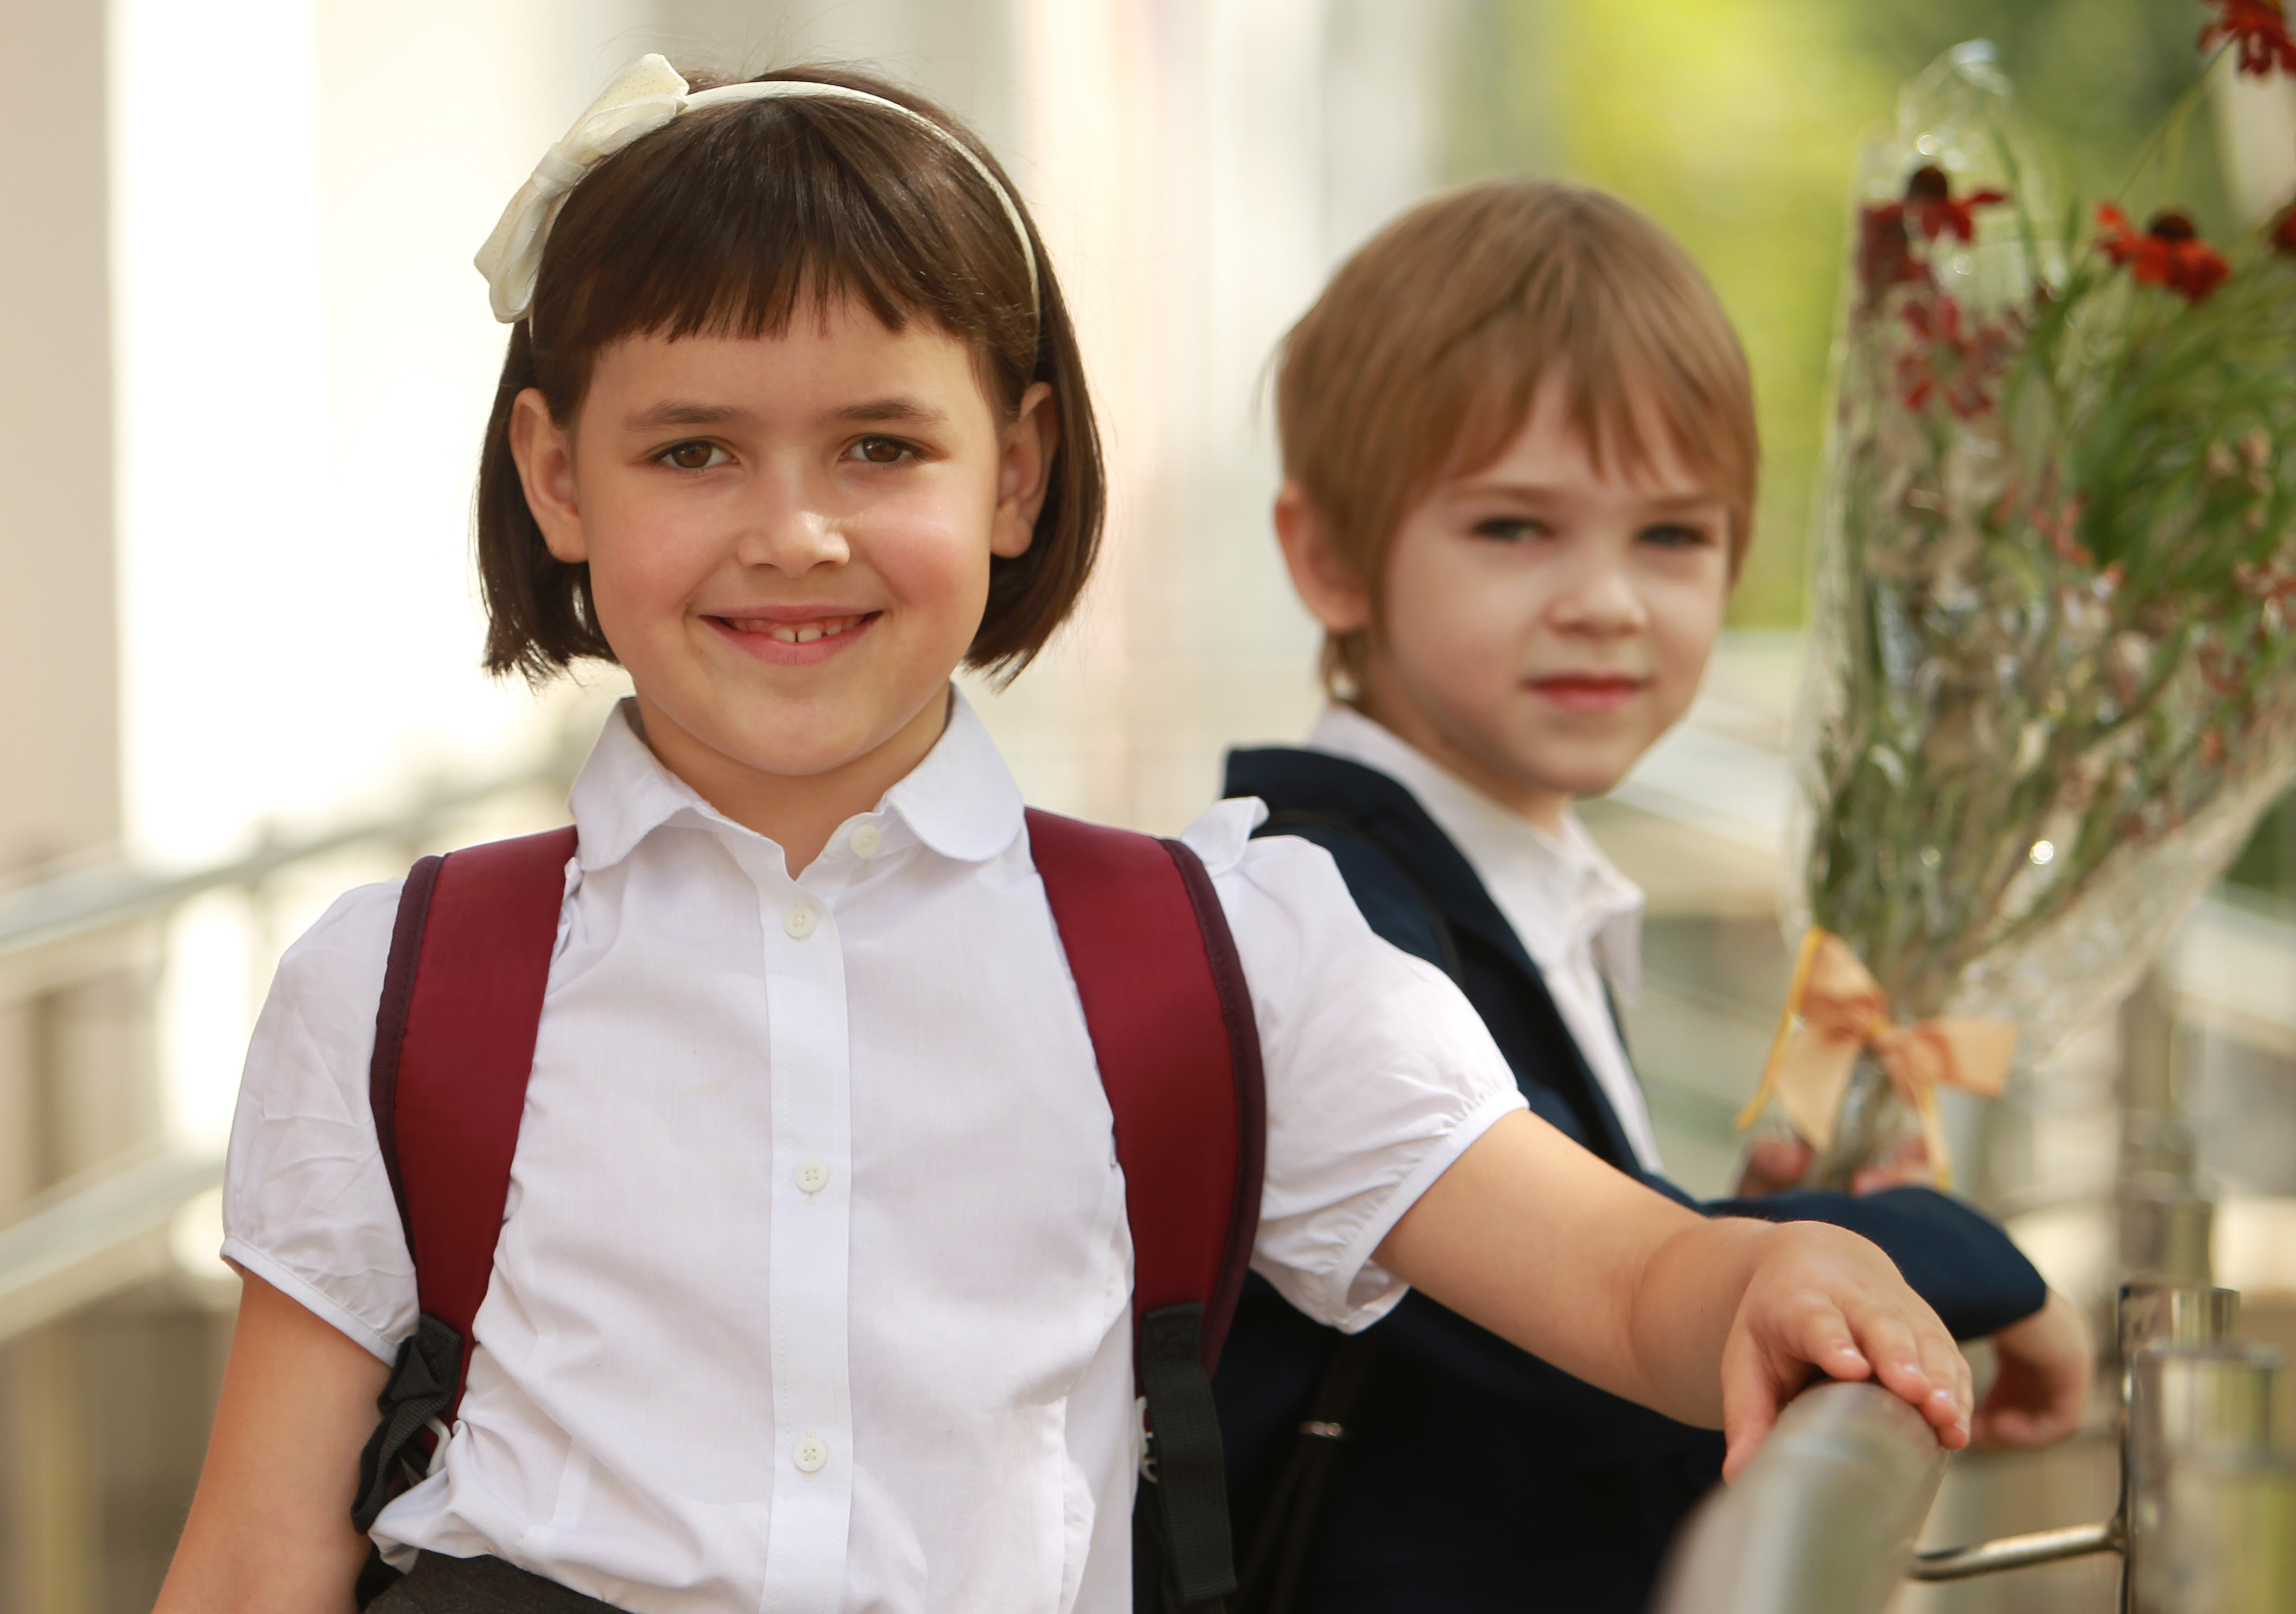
[
  {"x1": 991, "y1": 381, "x2": 1057, "y2": 559},
  {"x1": 1275, "y1": 482, "x2": 1371, "y2": 634},
  {"x1": 508, "y1": 388, "x2": 588, "y2": 564}
]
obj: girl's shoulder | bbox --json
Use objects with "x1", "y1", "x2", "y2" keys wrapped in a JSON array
[
  {"x1": 270, "y1": 877, "x2": 406, "y2": 1019},
  {"x1": 226, "y1": 876, "x2": 419, "y2": 1360},
  {"x1": 1176, "y1": 794, "x2": 1366, "y2": 923}
]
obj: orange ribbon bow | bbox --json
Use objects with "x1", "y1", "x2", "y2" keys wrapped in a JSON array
[{"x1": 1735, "y1": 929, "x2": 2017, "y2": 1190}]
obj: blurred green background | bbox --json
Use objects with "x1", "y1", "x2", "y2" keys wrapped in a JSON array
[
  {"x1": 1442, "y1": 0, "x2": 2227, "y2": 628},
  {"x1": 1439, "y1": 0, "x2": 2296, "y2": 904}
]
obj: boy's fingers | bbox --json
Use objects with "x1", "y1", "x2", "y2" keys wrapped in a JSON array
[{"x1": 1735, "y1": 1138, "x2": 1812, "y2": 1198}]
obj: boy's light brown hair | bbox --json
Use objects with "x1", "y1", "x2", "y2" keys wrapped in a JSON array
[{"x1": 1276, "y1": 178, "x2": 1758, "y2": 694}]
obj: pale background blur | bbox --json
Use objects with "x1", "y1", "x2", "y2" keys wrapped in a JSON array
[{"x1": 3, "y1": 1, "x2": 2293, "y2": 1609}]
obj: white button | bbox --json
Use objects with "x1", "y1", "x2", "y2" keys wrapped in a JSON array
[
  {"x1": 849, "y1": 824, "x2": 882, "y2": 858},
  {"x1": 796, "y1": 1159, "x2": 830, "y2": 1194},
  {"x1": 784, "y1": 905, "x2": 816, "y2": 940},
  {"x1": 793, "y1": 1436, "x2": 829, "y2": 1473}
]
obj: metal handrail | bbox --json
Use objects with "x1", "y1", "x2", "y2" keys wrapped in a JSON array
[
  {"x1": 0, "y1": 734, "x2": 588, "y2": 1345},
  {"x1": 0, "y1": 729, "x2": 588, "y2": 968},
  {"x1": 1650, "y1": 1382, "x2": 1949, "y2": 1614},
  {"x1": 0, "y1": 1145, "x2": 226, "y2": 1341}
]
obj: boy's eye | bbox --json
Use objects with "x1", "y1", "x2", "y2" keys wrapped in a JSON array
[
  {"x1": 660, "y1": 441, "x2": 729, "y2": 471},
  {"x1": 848, "y1": 436, "x2": 918, "y2": 465},
  {"x1": 1471, "y1": 516, "x2": 1549, "y2": 543},
  {"x1": 1640, "y1": 521, "x2": 1719, "y2": 550}
]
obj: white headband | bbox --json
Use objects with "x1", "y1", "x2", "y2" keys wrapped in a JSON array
[{"x1": 474, "y1": 54, "x2": 1040, "y2": 327}]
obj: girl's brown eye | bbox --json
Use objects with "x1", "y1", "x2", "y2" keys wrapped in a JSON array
[
  {"x1": 666, "y1": 442, "x2": 718, "y2": 470},
  {"x1": 856, "y1": 437, "x2": 908, "y2": 464}
]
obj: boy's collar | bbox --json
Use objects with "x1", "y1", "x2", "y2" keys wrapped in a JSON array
[
  {"x1": 567, "y1": 690, "x2": 1026, "y2": 873},
  {"x1": 1303, "y1": 704, "x2": 1642, "y2": 993}
]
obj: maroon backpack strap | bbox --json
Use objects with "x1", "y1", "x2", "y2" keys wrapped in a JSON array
[
  {"x1": 1025, "y1": 807, "x2": 1266, "y2": 1611},
  {"x1": 351, "y1": 825, "x2": 576, "y2": 1535}
]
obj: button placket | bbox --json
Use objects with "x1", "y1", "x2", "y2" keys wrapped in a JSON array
[{"x1": 753, "y1": 860, "x2": 854, "y2": 1614}]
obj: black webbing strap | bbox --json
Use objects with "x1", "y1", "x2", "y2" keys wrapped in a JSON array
[
  {"x1": 1137, "y1": 1303, "x2": 1236, "y2": 1610},
  {"x1": 1234, "y1": 1330, "x2": 1384, "y2": 1614},
  {"x1": 351, "y1": 1313, "x2": 462, "y2": 1533}
]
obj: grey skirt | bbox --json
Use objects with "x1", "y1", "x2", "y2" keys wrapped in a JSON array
[{"x1": 367, "y1": 1554, "x2": 629, "y2": 1613}]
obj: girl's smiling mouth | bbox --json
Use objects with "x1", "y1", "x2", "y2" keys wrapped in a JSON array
[{"x1": 708, "y1": 609, "x2": 882, "y2": 665}]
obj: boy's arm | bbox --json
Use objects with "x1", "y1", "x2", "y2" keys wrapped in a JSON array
[
  {"x1": 1376, "y1": 1109, "x2": 1974, "y2": 1475},
  {"x1": 156, "y1": 1269, "x2": 388, "y2": 1614}
]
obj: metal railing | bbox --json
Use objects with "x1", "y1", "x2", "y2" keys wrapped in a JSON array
[
  {"x1": 0, "y1": 732, "x2": 586, "y2": 1344},
  {"x1": 1651, "y1": 1381, "x2": 1949, "y2": 1613},
  {"x1": 1652, "y1": 1273, "x2": 2295, "y2": 1613}
]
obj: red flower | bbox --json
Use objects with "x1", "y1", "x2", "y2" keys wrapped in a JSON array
[
  {"x1": 1858, "y1": 168, "x2": 2009, "y2": 301},
  {"x1": 2096, "y1": 204, "x2": 2231, "y2": 302},
  {"x1": 1858, "y1": 205, "x2": 1925, "y2": 298},
  {"x1": 1895, "y1": 297, "x2": 2016, "y2": 418},
  {"x1": 2199, "y1": 0, "x2": 2296, "y2": 78},
  {"x1": 2272, "y1": 202, "x2": 2296, "y2": 257},
  {"x1": 1902, "y1": 164, "x2": 2009, "y2": 243}
]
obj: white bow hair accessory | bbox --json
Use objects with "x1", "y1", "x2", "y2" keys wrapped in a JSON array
[{"x1": 475, "y1": 53, "x2": 1039, "y2": 325}]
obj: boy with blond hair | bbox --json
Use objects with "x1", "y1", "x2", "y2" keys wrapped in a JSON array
[{"x1": 1214, "y1": 180, "x2": 2093, "y2": 1612}]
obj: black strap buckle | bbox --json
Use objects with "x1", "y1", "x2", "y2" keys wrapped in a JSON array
[
  {"x1": 352, "y1": 1313, "x2": 462, "y2": 1533},
  {"x1": 1134, "y1": 1303, "x2": 1236, "y2": 1611}
]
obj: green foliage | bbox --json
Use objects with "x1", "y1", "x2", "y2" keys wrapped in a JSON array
[{"x1": 1441, "y1": 0, "x2": 2229, "y2": 628}]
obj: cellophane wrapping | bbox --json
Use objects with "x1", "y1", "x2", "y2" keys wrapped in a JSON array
[{"x1": 1780, "y1": 43, "x2": 2296, "y2": 1175}]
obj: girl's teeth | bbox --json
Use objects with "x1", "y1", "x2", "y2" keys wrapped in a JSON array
[{"x1": 763, "y1": 616, "x2": 857, "y2": 644}]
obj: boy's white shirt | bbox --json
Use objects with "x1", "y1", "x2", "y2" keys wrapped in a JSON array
[
  {"x1": 1307, "y1": 703, "x2": 1666, "y2": 1175},
  {"x1": 222, "y1": 692, "x2": 1524, "y2": 1614}
]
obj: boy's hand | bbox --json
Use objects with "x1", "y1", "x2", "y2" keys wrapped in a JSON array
[
  {"x1": 1971, "y1": 1290, "x2": 2093, "y2": 1449},
  {"x1": 1718, "y1": 1221, "x2": 1972, "y2": 1478},
  {"x1": 1732, "y1": 1136, "x2": 1936, "y2": 1198}
]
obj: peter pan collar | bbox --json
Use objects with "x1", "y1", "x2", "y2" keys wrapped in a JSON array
[{"x1": 568, "y1": 688, "x2": 1026, "y2": 873}]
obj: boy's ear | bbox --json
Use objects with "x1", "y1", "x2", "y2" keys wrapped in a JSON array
[
  {"x1": 1275, "y1": 482, "x2": 1371, "y2": 635},
  {"x1": 509, "y1": 388, "x2": 589, "y2": 564}
]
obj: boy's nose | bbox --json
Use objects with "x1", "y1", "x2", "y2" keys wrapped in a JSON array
[{"x1": 1547, "y1": 554, "x2": 1649, "y2": 634}]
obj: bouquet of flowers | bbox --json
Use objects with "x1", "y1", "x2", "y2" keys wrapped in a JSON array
[{"x1": 1748, "y1": 10, "x2": 2296, "y2": 1189}]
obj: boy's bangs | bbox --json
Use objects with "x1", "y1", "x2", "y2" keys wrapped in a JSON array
[
  {"x1": 1447, "y1": 330, "x2": 1748, "y2": 530},
  {"x1": 1440, "y1": 252, "x2": 1756, "y2": 551}
]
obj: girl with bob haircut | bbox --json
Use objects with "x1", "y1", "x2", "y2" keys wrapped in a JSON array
[{"x1": 162, "y1": 62, "x2": 1981, "y2": 1614}]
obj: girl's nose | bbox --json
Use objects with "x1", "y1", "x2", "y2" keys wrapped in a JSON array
[{"x1": 733, "y1": 474, "x2": 851, "y2": 575}]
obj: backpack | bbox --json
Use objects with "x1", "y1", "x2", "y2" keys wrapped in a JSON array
[{"x1": 347, "y1": 812, "x2": 1266, "y2": 1613}]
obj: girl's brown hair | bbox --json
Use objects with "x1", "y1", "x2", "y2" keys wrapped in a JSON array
[
  {"x1": 476, "y1": 66, "x2": 1102, "y2": 683},
  {"x1": 1276, "y1": 179, "x2": 1759, "y2": 696}
]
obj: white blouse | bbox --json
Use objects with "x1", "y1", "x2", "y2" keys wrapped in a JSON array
[
  {"x1": 1307, "y1": 704, "x2": 1664, "y2": 1172},
  {"x1": 222, "y1": 694, "x2": 1524, "y2": 1614}
]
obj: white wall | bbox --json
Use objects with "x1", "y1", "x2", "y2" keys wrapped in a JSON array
[{"x1": 2, "y1": 0, "x2": 118, "y2": 872}]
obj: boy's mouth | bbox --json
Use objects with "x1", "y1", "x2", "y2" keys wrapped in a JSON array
[
  {"x1": 707, "y1": 610, "x2": 880, "y2": 665},
  {"x1": 1528, "y1": 672, "x2": 1649, "y2": 714}
]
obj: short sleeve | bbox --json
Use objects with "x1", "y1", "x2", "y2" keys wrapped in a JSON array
[
  {"x1": 1182, "y1": 798, "x2": 1526, "y2": 1332},
  {"x1": 221, "y1": 880, "x2": 418, "y2": 1362}
]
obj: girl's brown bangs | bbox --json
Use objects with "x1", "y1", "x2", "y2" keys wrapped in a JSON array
[{"x1": 534, "y1": 100, "x2": 1027, "y2": 387}]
